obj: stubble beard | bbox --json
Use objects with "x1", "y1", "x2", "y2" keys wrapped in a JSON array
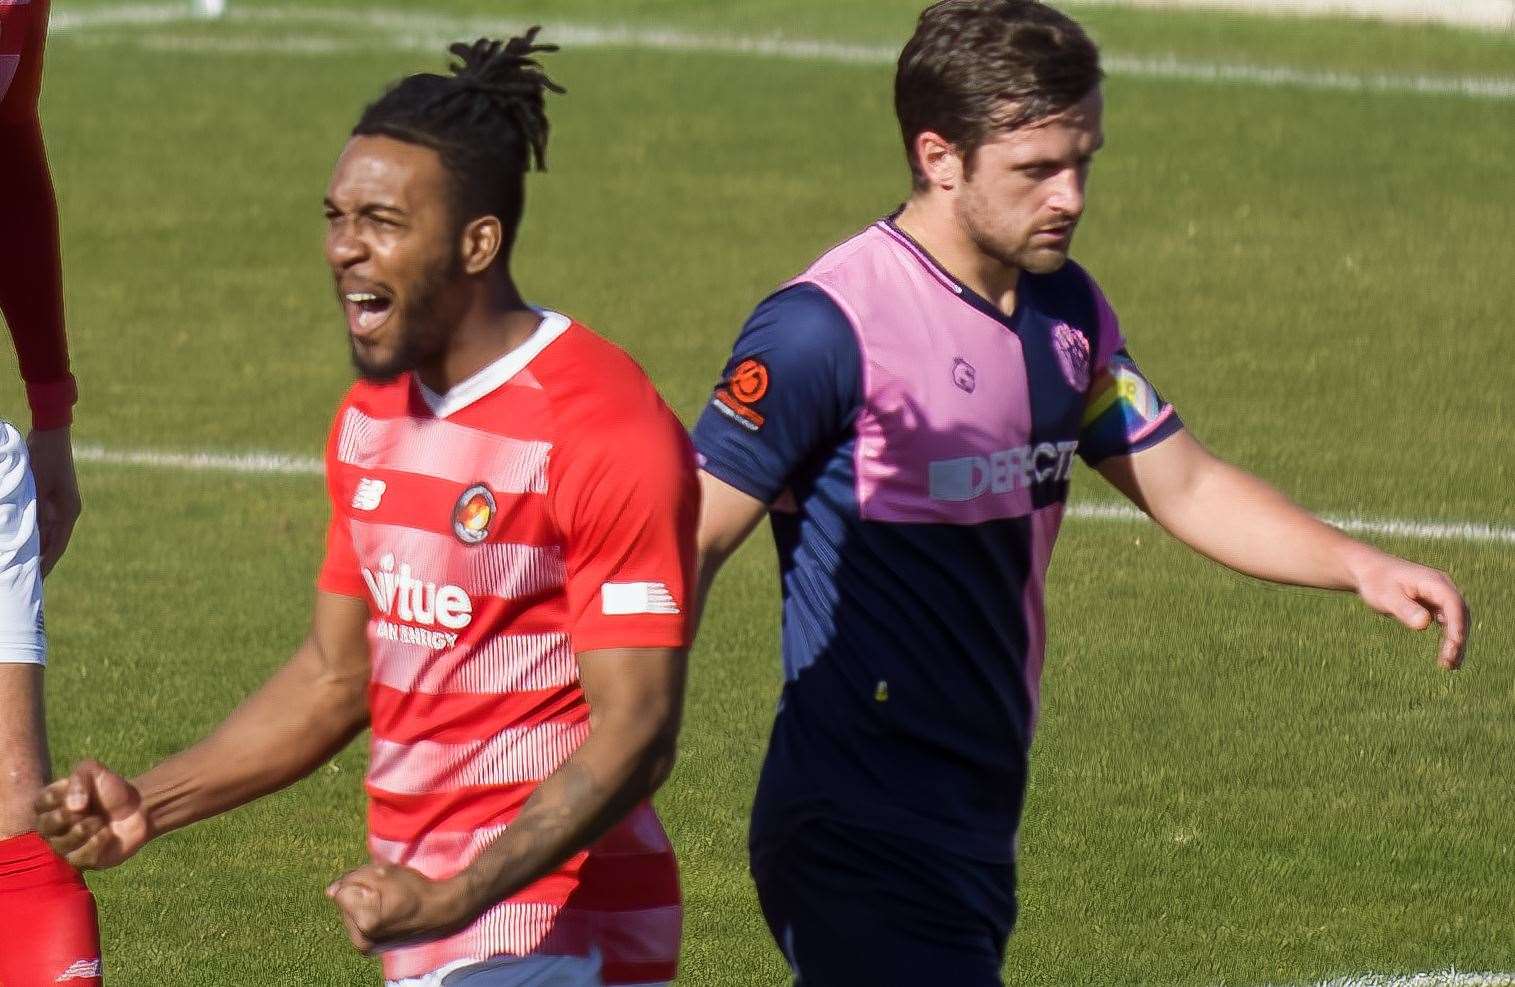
[
  {"x1": 956, "y1": 189, "x2": 1072, "y2": 277},
  {"x1": 350, "y1": 253, "x2": 462, "y2": 382}
]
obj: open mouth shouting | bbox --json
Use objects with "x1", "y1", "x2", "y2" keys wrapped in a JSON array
[{"x1": 341, "y1": 282, "x2": 395, "y2": 340}]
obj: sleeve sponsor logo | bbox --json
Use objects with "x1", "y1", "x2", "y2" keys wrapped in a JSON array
[
  {"x1": 728, "y1": 358, "x2": 769, "y2": 403},
  {"x1": 710, "y1": 358, "x2": 769, "y2": 431},
  {"x1": 601, "y1": 581, "x2": 681, "y2": 616}
]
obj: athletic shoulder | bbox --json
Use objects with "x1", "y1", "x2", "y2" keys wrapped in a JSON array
[
  {"x1": 691, "y1": 284, "x2": 862, "y2": 504},
  {"x1": 532, "y1": 321, "x2": 696, "y2": 564},
  {"x1": 800, "y1": 223, "x2": 892, "y2": 280},
  {"x1": 533, "y1": 320, "x2": 688, "y2": 453},
  {"x1": 743, "y1": 282, "x2": 859, "y2": 363}
]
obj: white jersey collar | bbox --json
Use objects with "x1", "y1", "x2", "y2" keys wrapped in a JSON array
[{"x1": 417, "y1": 309, "x2": 571, "y2": 419}]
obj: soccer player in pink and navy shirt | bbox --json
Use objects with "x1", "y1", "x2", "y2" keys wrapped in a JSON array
[
  {"x1": 693, "y1": 2, "x2": 1470, "y2": 983},
  {"x1": 37, "y1": 34, "x2": 694, "y2": 986}
]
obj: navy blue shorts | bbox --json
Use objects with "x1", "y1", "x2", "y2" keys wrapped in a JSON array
[{"x1": 750, "y1": 817, "x2": 1017, "y2": 986}]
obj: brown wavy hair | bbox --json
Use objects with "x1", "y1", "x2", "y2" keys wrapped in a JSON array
[{"x1": 896, "y1": 1, "x2": 1103, "y2": 189}]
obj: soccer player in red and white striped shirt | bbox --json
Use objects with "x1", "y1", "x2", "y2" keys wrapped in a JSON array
[{"x1": 36, "y1": 34, "x2": 696, "y2": 986}]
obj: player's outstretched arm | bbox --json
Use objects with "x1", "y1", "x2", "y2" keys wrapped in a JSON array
[
  {"x1": 1097, "y1": 429, "x2": 1469, "y2": 669},
  {"x1": 34, "y1": 590, "x2": 372, "y2": 867},
  {"x1": 327, "y1": 644, "x2": 686, "y2": 954}
]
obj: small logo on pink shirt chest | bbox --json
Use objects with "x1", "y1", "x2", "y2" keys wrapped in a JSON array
[
  {"x1": 951, "y1": 358, "x2": 977, "y2": 393},
  {"x1": 1051, "y1": 323, "x2": 1091, "y2": 391}
]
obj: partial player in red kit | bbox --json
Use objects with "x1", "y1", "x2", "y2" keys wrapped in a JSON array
[
  {"x1": 1, "y1": 1, "x2": 97, "y2": 984},
  {"x1": 37, "y1": 33, "x2": 696, "y2": 986}
]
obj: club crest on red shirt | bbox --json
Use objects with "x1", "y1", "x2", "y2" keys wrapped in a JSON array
[{"x1": 452, "y1": 484, "x2": 496, "y2": 545}]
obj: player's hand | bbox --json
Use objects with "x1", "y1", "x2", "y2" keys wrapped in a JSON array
[
  {"x1": 33, "y1": 760, "x2": 151, "y2": 869},
  {"x1": 1351, "y1": 552, "x2": 1470, "y2": 670},
  {"x1": 26, "y1": 426, "x2": 82, "y2": 576},
  {"x1": 326, "y1": 863, "x2": 479, "y2": 955}
]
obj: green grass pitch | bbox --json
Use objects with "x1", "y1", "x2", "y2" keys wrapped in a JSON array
[{"x1": 6, "y1": 2, "x2": 1513, "y2": 983}]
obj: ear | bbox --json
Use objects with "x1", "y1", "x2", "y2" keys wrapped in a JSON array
[
  {"x1": 459, "y1": 216, "x2": 503, "y2": 275},
  {"x1": 913, "y1": 129, "x2": 964, "y2": 192}
]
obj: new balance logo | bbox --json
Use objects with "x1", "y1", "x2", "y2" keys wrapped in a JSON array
[
  {"x1": 601, "y1": 581, "x2": 680, "y2": 616},
  {"x1": 352, "y1": 477, "x2": 386, "y2": 511},
  {"x1": 56, "y1": 958, "x2": 102, "y2": 982}
]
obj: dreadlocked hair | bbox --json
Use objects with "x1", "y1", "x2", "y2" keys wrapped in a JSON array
[{"x1": 352, "y1": 29, "x2": 565, "y2": 254}]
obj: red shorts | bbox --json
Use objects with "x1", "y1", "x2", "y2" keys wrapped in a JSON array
[{"x1": 0, "y1": 831, "x2": 102, "y2": 986}]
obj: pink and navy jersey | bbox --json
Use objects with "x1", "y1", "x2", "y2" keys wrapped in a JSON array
[{"x1": 693, "y1": 218, "x2": 1181, "y2": 860}]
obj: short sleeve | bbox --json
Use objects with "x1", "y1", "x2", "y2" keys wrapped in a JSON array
[
  {"x1": 316, "y1": 511, "x2": 365, "y2": 598},
  {"x1": 691, "y1": 283, "x2": 862, "y2": 504},
  {"x1": 552, "y1": 402, "x2": 699, "y2": 655},
  {"x1": 1077, "y1": 277, "x2": 1182, "y2": 465},
  {"x1": 315, "y1": 400, "x2": 365, "y2": 598},
  {"x1": 0, "y1": 423, "x2": 45, "y2": 664}
]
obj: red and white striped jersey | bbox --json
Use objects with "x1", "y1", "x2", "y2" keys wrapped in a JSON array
[{"x1": 317, "y1": 311, "x2": 697, "y2": 985}]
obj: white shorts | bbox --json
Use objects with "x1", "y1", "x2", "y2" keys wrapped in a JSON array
[
  {"x1": 0, "y1": 423, "x2": 45, "y2": 667},
  {"x1": 385, "y1": 951, "x2": 669, "y2": 987}
]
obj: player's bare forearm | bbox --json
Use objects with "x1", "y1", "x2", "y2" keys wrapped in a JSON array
[
  {"x1": 1099, "y1": 430, "x2": 1368, "y2": 589},
  {"x1": 456, "y1": 736, "x2": 669, "y2": 911},
  {"x1": 324, "y1": 652, "x2": 684, "y2": 953},
  {"x1": 455, "y1": 646, "x2": 684, "y2": 916},
  {"x1": 0, "y1": 665, "x2": 49, "y2": 836},
  {"x1": 1099, "y1": 430, "x2": 1468, "y2": 667},
  {"x1": 134, "y1": 591, "x2": 372, "y2": 837},
  {"x1": 693, "y1": 470, "x2": 767, "y2": 629},
  {"x1": 136, "y1": 649, "x2": 367, "y2": 836},
  {"x1": 36, "y1": 594, "x2": 372, "y2": 869}
]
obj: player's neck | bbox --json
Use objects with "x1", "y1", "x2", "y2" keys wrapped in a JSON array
[
  {"x1": 895, "y1": 197, "x2": 1019, "y2": 315},
  {"x1": 416, "y1": 277, "x2": 540, "y2": 395}
]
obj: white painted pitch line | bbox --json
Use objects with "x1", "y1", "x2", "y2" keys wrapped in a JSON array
[
  {"x1": 71, "y1": 443, "x2": 1514, "y2": 546},
  {"x1": 48, "y1": 3, "x2": 1515, "y2": 101},
  {"x1": 74, "y1": 442, "x2": 321, "y2": 476},
  {"x1": 1291, "y1": 974, "x2": 1515, "y2": 987},
  {"x1": 1071, "y1": 0, "x2": 1515, "y2": 31},
  {"x1": 1066, "y1": 500, "x2": 1515, "y2": 545},
  {"x1": 48, "y1": 3, "x2": 187, "y2": 30}
]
